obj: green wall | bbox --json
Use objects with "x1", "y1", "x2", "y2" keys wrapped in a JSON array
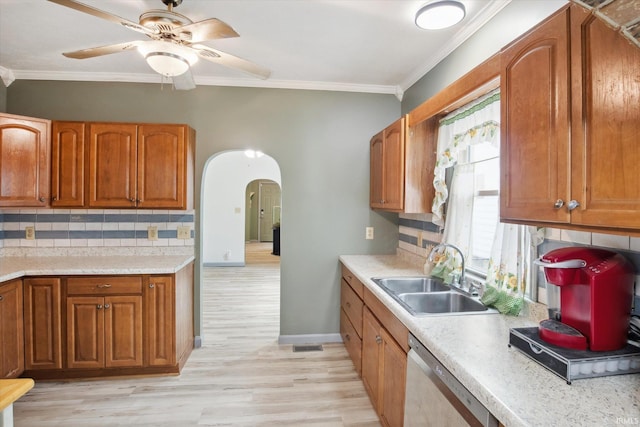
[
  {"x1": 0, "y1": 84, "x2": 6, "y2": 112},
  {"x1": 6, "y1": 81, "x2": 400, "y2": 340}
]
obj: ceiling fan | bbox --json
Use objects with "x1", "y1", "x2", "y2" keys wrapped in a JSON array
[{"x1": 47, "y1": 0, "x2": 271, "y2": 89}]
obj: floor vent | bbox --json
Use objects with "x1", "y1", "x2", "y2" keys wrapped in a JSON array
[{"x1": 293, "y1": 344, "x2": 323, "y2": 352}]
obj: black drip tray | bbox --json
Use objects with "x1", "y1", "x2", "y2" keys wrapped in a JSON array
[{"x1": 509, "y1": 327, "x2": 640, "y2": 384}]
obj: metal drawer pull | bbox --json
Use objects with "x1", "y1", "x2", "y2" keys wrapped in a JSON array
[
  {"x1": 149, "y1": 283, "x2": 155, "y2": 288},
  {"x1": 375, "y1": 335, "x2": 382, "y2": 344},
  {"x1": 96, "y1": 284, "x2": 112, "y2": 289},
  {"x1": 104, "y1": 304, "x2": 110, "y2": 309},
  {"x1": 554, "y1": 199, "x2": 564, "y2": 209},
  {"x1": 97, "y1": 304, "x2": 102, "y2": 309},
  {"x1": 568, "y1": 200, "x2": 580, "y2": 211}
]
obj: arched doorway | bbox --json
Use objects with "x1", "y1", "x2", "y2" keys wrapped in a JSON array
[{"x1": 201, "y1": 150, "x2": 281, "y2": 266}]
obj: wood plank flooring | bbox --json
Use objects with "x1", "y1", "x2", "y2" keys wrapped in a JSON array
[{"x1": 13, "y1": 243, "x2": 380, "y2": 426}]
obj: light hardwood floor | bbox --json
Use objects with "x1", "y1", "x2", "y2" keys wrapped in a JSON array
[{"x1": 13, "y1": 243, "x2": 380, "y2": 426}]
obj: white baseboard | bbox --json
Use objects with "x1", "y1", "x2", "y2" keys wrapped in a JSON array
[
  {"x1": 278, "y1": 333, "x2": 343, "y2": 345},
  {"x1": 203, "y1": 262, "x2": 245, "y2": 267}
]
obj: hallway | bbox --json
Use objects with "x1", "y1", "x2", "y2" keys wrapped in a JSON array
[{"x1": 13, "y1": 244, "x2": 379, "y2": 426}]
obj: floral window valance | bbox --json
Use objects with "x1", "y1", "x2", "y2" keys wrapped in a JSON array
[{"x1": 431, "y1": 89, "x2": 500, "y2": 227}]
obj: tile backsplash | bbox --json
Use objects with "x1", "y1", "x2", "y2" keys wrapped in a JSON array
[
  {"x1": 0, "y1": 208, "x2": 195, "y2": 256},
  {"x1": 397, "y1": 213, "x2": 640, "y2": 312}
]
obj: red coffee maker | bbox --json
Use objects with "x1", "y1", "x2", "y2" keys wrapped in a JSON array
[{"x1": 536, "y1": 247, "x2": 634, "y2": 351}]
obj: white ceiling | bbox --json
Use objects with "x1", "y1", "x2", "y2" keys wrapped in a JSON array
[{"x1": 0, "y1": 0, "x2": 512, "y2": 98}]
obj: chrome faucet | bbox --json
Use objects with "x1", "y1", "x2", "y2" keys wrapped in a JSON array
[{"x1": 428, "y1": 243, "x2": 467, "y2": 291}]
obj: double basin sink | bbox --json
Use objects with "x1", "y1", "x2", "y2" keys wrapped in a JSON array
[{"x1": 371, "y1": 276, "x2": 497, "y2": 316}]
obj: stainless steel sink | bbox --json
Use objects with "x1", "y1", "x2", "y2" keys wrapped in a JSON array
[
  {"x1": 396, "y1": 292, "x2": 489, "y2": 315},
  {"x1": 370, "y1": 276, "x2": 497, "y2": 316},
  {"x1": 371, "y1": 276, "x2": 449, "y2": 294}
]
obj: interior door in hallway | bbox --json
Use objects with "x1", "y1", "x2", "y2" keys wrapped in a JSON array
[{"x1": 259, "y1": 182, "x2": 281, "y2": 242}]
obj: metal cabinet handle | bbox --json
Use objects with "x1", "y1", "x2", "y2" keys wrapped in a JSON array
[
  {"x1": 0, "y1": 295, "x2": 3, "y2": 302},
  {"x1": 96, "y1": 284, "x2": 111, "y2": 289},
  {"x1": 104, "y1": 304, "x2": 110, "y2": 309},
  {"x1": 567, "y1": 200, "x2": 580, "y2": 211},
  {"x1": 52, "y1": 196, "x2": 58, "y2": 201},
  {"x1": 554, "y1": 199, "x2": 564, "y2": 209},
  {"x1": 97, "y1": 304, "x2": 102, "y2": 309},
  {"x1": 149, "y1": 283, "x2": 155, "y2": 288},
  {"x1": 129, "y1": 198, "x2": 136, "y2": 203},
  {"x1": 39, "y1": 196, "x2": 45, "y2": 202},
  {"x1": 375, "y1": 335, "x2": 382, "y2": 344}
]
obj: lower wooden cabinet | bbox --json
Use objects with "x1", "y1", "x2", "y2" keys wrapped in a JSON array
[
  {"x1": 67, "y1": 295, "x2": 143, "y2": 369},
  {"x1": 21, "y1": 262, "x2": 194, "y2": 379},
  {"x1": 0, "y1": 279, "x2": 24, "y2": 378},
  {"x1": 341, "y1": 264, "x2": 408, "y2": 427},
  {"x1": 23, "y1": 278, "x2": 62, "y2": 370}
]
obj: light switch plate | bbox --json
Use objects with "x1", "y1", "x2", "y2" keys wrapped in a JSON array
[{"x1": 177, "y1": 226, "x2": 191, "y2": 239}]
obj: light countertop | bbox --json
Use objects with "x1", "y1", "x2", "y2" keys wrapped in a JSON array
[
  {"x1": 0, "y1": 255, "x2": 195, "y2": 282},
  {"x1": 340, "y1": 254, "x2": 640, "y2": 427}
]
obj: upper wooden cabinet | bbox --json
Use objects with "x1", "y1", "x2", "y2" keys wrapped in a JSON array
[
  {"x1": 52, "y1": 121, "x2": 195, "y2": 210},
  {"x1": 370, "y1": 116, "x2": 434, "y2": 213},
  {"x1": 52, "y1": 121, "x2": 86, "y2": 207},
  {"x1": 0, "y1": 113, "x2": 50, "y2": 207},
  {"x1": 501, "y1": 4, "x2": 640, "y2": 231}
]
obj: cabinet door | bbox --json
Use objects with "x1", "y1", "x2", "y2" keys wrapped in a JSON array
[
  {"x1": 145, "y1": 276, "x2": 176, "y2": 367},
  {"x1": 88, "y1": 123, "x2": 138, "y2": 208},
  {"x1": 24, "y1": 278, "x2": 63, "y2": 370},
  {"x1": 569, "y1": 6, "x2": 640, "y2": 229},
  {"x1": 361, "y1": 307, "x2": 381, "y2": 411},
  {"x1": 51, "y1": 121, "x2": 86, "y2": 207},
  {"x1": 370, "y1": 131, "x2": 384, "y2": 209},
  {"x1": 381, "y1": 118, "x2": 405, "y2": 211},
  {"x1": 0, "y1": 113, "x2": 50, "y2": 207},
  {"x1": 500, "y1": 8, "x2": 571, "y2": 224},
  {"x1": 0, "y1": 280, "x2": 24, "y2": 378},
  {"x1": 67, "y1": 296, "x2": 105, "y2": 369},
  {"x1": 379, "y1": 328, "x2": 406, "y2": 427},
  {"x1": 137, "y1": 124, "x2": 188, "y2": 209},
  {"x1": 105, "y1": 296, "x2": 143, "y2": 368}
]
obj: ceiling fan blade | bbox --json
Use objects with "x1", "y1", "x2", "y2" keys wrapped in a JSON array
[
  {"x1": 63, "y1": 41, "x2": 145, "y2": 59},
  {"x1": 192, "y1": 45, "x2": 271, "y2": 80},
  {"x1": 172, "y1": 69, "x2": 196, "y2": 91},
  {"x1": 47, "y1": 0, "x2": 157, "y2": 36},
  {"x1": 175, "y1": 18, "x2": 239, "y2": 43}
]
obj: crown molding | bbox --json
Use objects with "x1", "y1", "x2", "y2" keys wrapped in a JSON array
[{"x1": 12, "y1": 70, "x2": 399, "y2": 96}]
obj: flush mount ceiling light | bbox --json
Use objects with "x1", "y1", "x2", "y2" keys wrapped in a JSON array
[
  {"x1": 244, "y1": 149, "x2": 264, "y2": 158},
  {"x1": 138, "y1": 41, "x2": 199, "y2": 77},
  {"x1": 415, "y1": 1, "x2": 466, "y2": 30}
]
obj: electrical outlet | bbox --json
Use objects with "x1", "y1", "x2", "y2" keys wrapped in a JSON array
[
  {"x1": 148, "y1": 226, "x2": 158, "y2": 241},
  {"x1": 25, "y1": 226, "x2": 35, "y2": 240},
  {"x1": 177, "y1": 225, "x2": 191, "y2": 239},
  {"x1": 365, "y1": 227, "x2": 374, "y2": 240}
]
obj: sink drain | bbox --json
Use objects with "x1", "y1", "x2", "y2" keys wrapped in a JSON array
[{"x1": 292, "y1": 344, "x2": 323, "y2": 352}]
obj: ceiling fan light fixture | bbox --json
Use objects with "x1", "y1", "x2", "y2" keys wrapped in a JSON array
[
  {"x1": 145, "y1": 51, "x2": 190, "y2": 76},
  {"x1": 139, "y1": 41, "x2": 198, "y2": 77},
  {"x1": 415, "y1": 1, "x2": 466, "y2": 30}
]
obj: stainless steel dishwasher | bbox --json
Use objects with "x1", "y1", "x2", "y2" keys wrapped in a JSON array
[{"x1": 404, "y1": 333, "x2": 498, "y2": 427}]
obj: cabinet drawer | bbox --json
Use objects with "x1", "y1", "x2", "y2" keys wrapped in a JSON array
[
  {"x1": 66, "y1": 277, "x2": 143, "y2": 295},
  {"x1": 341, "y1": 264, "x2": 364, "y2": 298},
  {"x1": 341, "y1": 279, "x2": 363, "y2": 338},
  {"x1": 340, "y1": 308, "x2": 362, "y2": 376}
]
